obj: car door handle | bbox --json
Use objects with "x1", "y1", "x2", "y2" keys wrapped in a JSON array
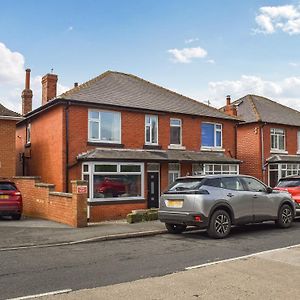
[{"x1": 227, "y1": 193, "x2": 234, "y2": 197}]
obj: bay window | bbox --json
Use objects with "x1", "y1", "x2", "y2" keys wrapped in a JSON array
[
  {"x1": 168, "y1": 163, "x2": 180, "y2": 185},
  {"x1": 83, "y1": 162, "x2": 144, "y2": 201},
  {"x1": 88, "y1": 110, "x2": 121, "y2": 143}
]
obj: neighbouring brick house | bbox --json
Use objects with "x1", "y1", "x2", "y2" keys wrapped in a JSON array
[
  {"x1": 16, "y1": 70, "x2": 240, "y2": 221},
  {"x1": 223, "y1": 94, "x2": 300, "y2": 187},
  {"x1": 0, "y1": 103, "x2": 22, "y2": 178}
]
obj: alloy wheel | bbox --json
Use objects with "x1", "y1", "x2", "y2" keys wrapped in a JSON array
[
  {"x1": 281, "y1": 208, "x2": 292, "y2": 224},
  {"x1": 215, "y1": 214, "x2": 230, "y2": 235}
]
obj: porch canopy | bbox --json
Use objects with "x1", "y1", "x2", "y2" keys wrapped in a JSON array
[
  {"x1": 266, "y1": 155, "x2": 300, "y2": 164},
  {"x1": 77, "y1": 148, "x2": 240, "y2": 164}
]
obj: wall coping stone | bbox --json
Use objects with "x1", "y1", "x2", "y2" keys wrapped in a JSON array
[
  {"x1": 13, "y1": 176, "x2": 41, "y2": 180},
  {"x1": 35, "y1": 183, "x2": 55, "y2": 188},
  {"x1": 49, "y1": 191, "x2": 72, "y2": 198},
  {"x1": 71, "y1": 180, "x2": 88, "y2": 185}
]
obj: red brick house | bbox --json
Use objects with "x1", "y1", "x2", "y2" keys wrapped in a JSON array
[
  {"x1": 224, "y1": 94, "x2": 300, "y2": 187},
  {"x1": 0, "y1": 103, "x2": 22, "y2": 178},
  {"x1": 16, "y1": 70, "x2": 240, "y2": 221}
]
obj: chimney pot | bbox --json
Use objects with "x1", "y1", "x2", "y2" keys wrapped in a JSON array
[
  {"x1": 226, "y1": 95, "x2": 231, "y2": 106},
  {"x1": 21, "y1": 69, "x2": 33, "y2": 115},
  {"x1": 74, "y1": 82, "x2": 78, "y2": 88}
]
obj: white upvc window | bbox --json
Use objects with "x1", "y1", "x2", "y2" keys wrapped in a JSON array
[
  {"x1": 26, "y1": 123, "x2": 31, "y2": 144},
  {"x1": 82, "y1": 162, "x2": 144, "y2": 202},
  {"x1": 145, "y1": 115, "x2": 158, "y2": 145},
  {"x1": 271, "y1": 128, "x2": 285, "y2": 151},
  {"x1": 201, "y1": 122, "x2": 222, "y2": 148},
  {"x1": 204, "y1": 164, "x2": 239, "y2": 175},
  {"x1": 88, "y1": 110, "x2": 121, "y2": 143},
  {"x1": 297, "y1": 131, "x2": 300, "y2": 153},
  {"x1": 170, "y1": 118, "x2": 182, "y2": 145},
  {"x1": 168, "y1": 163, "x2": 180, "y2": 185}
]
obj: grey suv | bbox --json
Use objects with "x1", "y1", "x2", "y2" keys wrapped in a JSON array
[{"x1": 158, "y1": 175, "x2": 296, "y2": 238}]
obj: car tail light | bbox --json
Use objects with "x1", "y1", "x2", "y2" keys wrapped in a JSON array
[
  {"x1": 12, "y1": 192, "x2": 21, "y2": 196},
  {"x1": 194, "y1": 216, "x2": 201, "y2": 222}
]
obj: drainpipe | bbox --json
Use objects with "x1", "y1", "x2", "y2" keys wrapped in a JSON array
[
  {"x1": 65, "y1": 102, "x2": 70, "y2": 192},
  {"x1": 261, "y1": 123, "x2": 266, "y2": 183}
]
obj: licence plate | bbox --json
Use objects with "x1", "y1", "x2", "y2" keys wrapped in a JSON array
[
  {"x1": 166, "y1": 200, "x2": 183, "y2": 208},
  {"x1": 0, "y1": 195, "x2": 9, "y2": 199}
]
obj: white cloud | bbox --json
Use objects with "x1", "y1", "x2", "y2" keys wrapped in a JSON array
[
  {"x1": 67, "y1": 26, "x2": 73, "y2": 32},
  {"x1": 289, "y1": 62, "x2": 300, "y2": 67},
  {"x1": 198, "y1": 75, "x2": 300, "y2": 110},
  {"x1": 255, "y1": 4, "x2": 300, "y2": 35},
  {"x1": 184, "y1": 38, "x2": 199, "y2": 44},
  {"x1": 167, "y1": 47, "x2": 207, "y2": 63},
  {"x1": 0, "y1": 42, "x2": 69, "y2": 113}
]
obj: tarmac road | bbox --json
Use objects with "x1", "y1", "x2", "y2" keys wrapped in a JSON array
[{"x1": 1, "y1": 220, "x2": 300, "y2": 300}]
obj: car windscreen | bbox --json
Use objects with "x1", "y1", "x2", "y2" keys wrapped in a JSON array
[
  {"x1": 0, "y1": 183, "x2": 17, "y2": 191},
  {"x1": 277, "y1": 179, "x2": 300, "y2": 187},
  {"x1": 168, "y1": 178, "x2": 204, "y2": 192}
]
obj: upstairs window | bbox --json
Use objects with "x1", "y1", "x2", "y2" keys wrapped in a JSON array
[
  {"x1": 297, "y1": 131, "x2": 300, "y2": 152},
  {"x1": 201, "y1": 123, "x2": 222, "y2": 148},
  {"x1": 26, "y1": 123, "x2": 31, "y2": 144},
  {"x1": 88, "y1": 110, "x2": 121, "y2": 143},
  {"x1": 170, "y1": 118, "x2": 182, "y2": 145},
  {"x1": 145, "y1": 115, "x2": 158, "y2": 144},
  {"x1": 271, "y1": 128, "x2": 285, "y2": 151}
]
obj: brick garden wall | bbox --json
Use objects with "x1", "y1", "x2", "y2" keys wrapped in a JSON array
[
  {"x1": 13, "y1": 177, "x2": 87, "y2": 228},
  {"x1": 0, "y1": 119, "x2": 17, "y2": 178}
]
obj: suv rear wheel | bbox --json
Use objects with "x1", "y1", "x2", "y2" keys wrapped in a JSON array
[
  {"x1": 276, "y1": 204, "x2": 293, "y2": 228},
  {"x1": 207, "y1": 210, "x2": 231, "y2": 239},
  {"x1": 165, "y1": 223, "x2": 186, "y2": 234}
]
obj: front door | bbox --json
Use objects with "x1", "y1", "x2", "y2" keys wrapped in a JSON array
[{"x1": 147, "y1": 172, "x2": 159, "y2": 208}]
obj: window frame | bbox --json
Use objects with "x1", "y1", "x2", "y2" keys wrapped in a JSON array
[
  {"x1": 203, "y1": 164, "x2": 239, "y2": 175},
  {"x1": 82, "y1": 162, "x2": 144, "y2": 202},
  {"x1": 270, "y1": 128, "x2": 285, "y2": 151},
  {"x1": 201, "y1": 122, "x2": 222, "y2": 149},
  {"x1": 169, "y1": 118, "x2": 182, "y2": 146},
  {"x1": 145, "y1": 114, "x2": 158, "y2": 145},
  {"x1": 88, "y1": 109, "x2": 121, "y2": 144},
  {"x1": 168, "y1": 163, "x2": 181, "y2": 185},
  {"x1": 297, "y1": 131, "x2": 300, "y2": 153},
  {"x1": 26, "y1": 123, "x2": 31, "y2": 144}
]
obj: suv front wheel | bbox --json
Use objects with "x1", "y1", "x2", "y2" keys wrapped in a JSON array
[{"x1": 207, "y1": 210, "x2": 231, "y2": 239}]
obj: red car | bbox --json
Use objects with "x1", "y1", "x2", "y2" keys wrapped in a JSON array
[
  {"x1": 0, "y1": 180, "x2": 22, "y2": 220},
  {"x1": 95, "y1": 177, "x2": 127, "y2": 197},
  {"x1": 274, "y1": 176, "x2": 300, "y2": 216}
]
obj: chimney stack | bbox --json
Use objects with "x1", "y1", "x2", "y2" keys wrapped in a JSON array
[
  {"x1": 74, "y1": 82, "x2": 78, "y2": 88},
  {"x1": 42, "y1": 73, "x2": 58, "y2": 106},
  {"x1": 21, "y1": 69, "x2": 33, "y2": 115},
  {"x1": 224, "y1": 95, "x2": 237, "y2": 117}
]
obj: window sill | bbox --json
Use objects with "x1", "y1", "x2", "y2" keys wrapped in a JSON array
[
  {"x1": 143, "y1": 144, "x2": 162, "y2": 150},
  {"x1": 200, "y1": 147, "x2": 225, "y2": 152},
  {"x1": 297, "y1": 151, "x2": 300, "y2": 155},
  {"x1": 87, "y1": 141, "x2": 124, "y2": 148},
  {"x1": 88, "y1": 198, "x2": 145, "y2": 205},
  {"x1": 270, "y1": 150, "x2": 288, "y2": 154},
  {"x1": 168, "y1": 145, "x2": 186, "y2": 150}
]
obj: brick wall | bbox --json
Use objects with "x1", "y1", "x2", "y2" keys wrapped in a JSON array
[
  {"x1": 237, "y1": 123, "x2": 263, "y2": 180},
  {"x1": 13, "y1": 177, "x2": 87, "y2": 227},
  {"x1": 0, "y1": 119, "x2": 17, "y2": 178}
]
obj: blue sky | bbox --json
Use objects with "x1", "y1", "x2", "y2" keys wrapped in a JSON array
[{"x1": 1, "y1": 0, "x2": 300, "y2": 112}]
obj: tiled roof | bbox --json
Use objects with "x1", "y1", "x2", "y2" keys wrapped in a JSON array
[
  {"x1": 267, "y1": 155, "x2": 300, "y2": 163},
  {"x1": 232, "y1": 94, "x2": 300, "y2": 126},
  {"x1": 77, "y1": 148, "x2": 240, "y2": 163},
  {"x1": 0, "y1": 103, "x2": 21, "y2": 118},
  {"x1": 60, "y1": 71, "x2": 237, "y2": 120}
]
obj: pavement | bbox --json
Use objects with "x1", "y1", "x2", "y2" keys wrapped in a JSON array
[
  {"x1": 0, "y1": 216, "x2": 167, "y2": 250},
  {"x1": 42, "y1": 245, "x2": 300, "y2": 300}
]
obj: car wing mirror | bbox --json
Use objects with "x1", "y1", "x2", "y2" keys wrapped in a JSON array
[{"x1": 266, "y1": 187, "x2": 273, "y2": 193}]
